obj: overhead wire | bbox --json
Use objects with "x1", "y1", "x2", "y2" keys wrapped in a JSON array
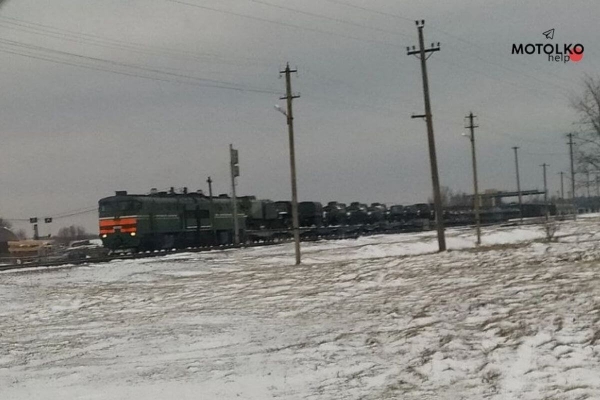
[
  {"x1": 319, "y1": 0, "x2": 580, "y2": 95},
  {"x1": 0, "y1": 15, "x2": 275, "y2": 67},
  {"x1": 6, "y1": 206, "x2": 98, "y2": 222},
  {"x1": 165, "y1": 0, "x2": 400, "y2": 49},
  {"x1": 0, "y1": 38, "x2": 281, "y2": 94},
  {"x1": 235, "y1": 0, "x2": 575, "y2": 108},
  {"x1": 0, "y1": 9, "x2": 574, "y2": 117},
  {"x1": 241, "y1": 0, "x2": 413, "y2": 39},
  {"x1": 0, "y1": 5, "x2": 583, "y2": 159}
]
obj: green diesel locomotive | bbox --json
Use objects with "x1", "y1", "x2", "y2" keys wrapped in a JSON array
[{"x1": 99, "y1": 190, "x2": 247, "y2": 251}]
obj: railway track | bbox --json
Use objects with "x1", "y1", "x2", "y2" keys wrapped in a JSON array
[{"x1": 0, "y1": 216, "x2": 568, "y2": 273}]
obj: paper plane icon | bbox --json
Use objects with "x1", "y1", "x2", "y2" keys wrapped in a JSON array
[{"x1": 543, "y1": 29, "x2": 555, "y2": 40}]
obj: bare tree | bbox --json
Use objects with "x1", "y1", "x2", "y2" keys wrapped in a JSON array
[
  {"x1": 0, "y1": 217, "x2": 12, "y2": 229},
  {"x1": 56, "y1": 225, "x2": 89, "y2": 244},
  {"x1": 428, "y1": 187, "x2": 450, "y2": 207},
  {"x1": 428, "y1": 187, "x2": 472, "y2": 207},
  {"x1": 572, "y1": 75, "x2": 600, "y2": 172}
]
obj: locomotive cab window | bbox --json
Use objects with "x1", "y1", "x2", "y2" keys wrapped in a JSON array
[{"x1": 100, "y1": 200, "x2": 142, "y2": 213}]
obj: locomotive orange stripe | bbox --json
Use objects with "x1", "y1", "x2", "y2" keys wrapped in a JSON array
[
  {"x1": 100, "y1": 227, "x2": 137, "y2": 234},
  {"x1": 99, "y1": 218, "x2": 137, "y2": 227},
  {"x1": 99, "y1": 217, "x2": 137, "y2": 235}
]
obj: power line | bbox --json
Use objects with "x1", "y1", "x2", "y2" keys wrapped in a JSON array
[
  {"x1": 0, "y1": 15, "x2": 275, "y2": 67},
  {"x1": 0, "y1": 46, "x2": 275, "y2": 94},
  {"x1": 6, "y1": 206, "x2": 98, "y2": 222},
  {"x1": 483, "y1": 125, "x2": 568, "y2": 147},
  {"x1": 242, "y1": 0, "x2": 412, "y2": 38},
  {"x1": 52, "y1": 208, "x2": 98, "y2": 219},
  {"x1": 435, "y1": 55, "x2": 570, "y2": 103},
  {"x1": 0, "y1": 38, "x2": 280, "y2": 94},
  {"x1": 0, "y1": 14, "x2": 417, "y2": 114},
  {"x1": 521, "y1": 151, "x2": 566, "y2": 156},
  {"x1": 0, "y1": 37, "x2": 277, "y2": 90},
  {"x1": 321, "y1": 0, "x2": 413, "y2": 22},
  {"x1": 165, "y1": 0, "x2": 399, "y2": 49},
  {"x1": 319, "y1": 0, "x2": 579, "y2": 91},
  {"x1": 0, "y1": 8, "x2": 574, "y2": 119}
]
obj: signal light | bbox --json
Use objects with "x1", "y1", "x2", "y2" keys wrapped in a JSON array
[{"x1": 231, "y1": 147, "x2": 240, "y2": 177}]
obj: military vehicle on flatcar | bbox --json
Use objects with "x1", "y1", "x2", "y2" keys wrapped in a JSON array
[
  {"x1": 298, "y1": 201, "x2": 323, "y2": 227},
  {"x1": 323, "y1": 202, "x2": 347, "y2": 226}
]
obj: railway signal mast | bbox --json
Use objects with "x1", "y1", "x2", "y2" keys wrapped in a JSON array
[
  {"x1": 230, "y1": 145, "x2": 240, "y2": 245},
  {"x1": 29, "y1": 217, "x2": 38, "y2": 240},
  {"x1": 407, "y1": 20, "x2": 446, "y2": 252}
]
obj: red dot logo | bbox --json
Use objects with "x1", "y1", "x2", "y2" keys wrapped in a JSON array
[{"x1": 570, "y1": 46, "x2": 584, "y2": 62}]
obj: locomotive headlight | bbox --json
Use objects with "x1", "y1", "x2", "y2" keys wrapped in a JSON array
[
  {"x1": 130, "y1": 232, "x2": 136, "y2": 237},
  {"x1": 102, "y1": 234, "x2": 107, "y2": 238}
]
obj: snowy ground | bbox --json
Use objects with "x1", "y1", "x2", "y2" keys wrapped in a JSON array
[{"x1": 2, "y1": 217, "x2": 600, "y2": 399}]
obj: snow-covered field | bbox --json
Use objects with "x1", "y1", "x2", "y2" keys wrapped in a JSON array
[{"x1": 2, "y1": 217, "x2": 600, "y2": 399}]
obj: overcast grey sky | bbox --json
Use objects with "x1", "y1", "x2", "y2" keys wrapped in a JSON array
[{"x1": 0, "y1": 0, "x2": 598, "y2": 234}]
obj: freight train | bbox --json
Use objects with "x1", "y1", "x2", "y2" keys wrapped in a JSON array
[{"x1": 98, "y1": 189, "x2": 555, "y2": 251}]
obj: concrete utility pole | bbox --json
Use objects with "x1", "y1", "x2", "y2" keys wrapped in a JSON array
[
  {"x1": 407, "y1": 20, "x2": 446, "y2": 252},
  {"x1": 559, "y1": 171, "x2": 564, "y2": 200},
  {"x1": 229, "y1": 145, "x2": 240, "y2": 245},
  {"x1": 541, "y1": 163, "x2": 549, "y2": 221},
  {"x1": 280, "y1": 63, "x2": 301, "y2": 265},
  {"x1": 586, "y1": 170, "x2": 591, "y2": 198},
  {"x1": 465, "y1": 112, "x2": 481, "y2": 245},
  {"x1": 207, "y1": 176, "x2": 217, "y2": 244},
  {"x1": 512, "y1": 146, "x2": 523, "y2": 221},
  {"x1": 567, "y1": 133, "x2": 576, "y2": 218}
]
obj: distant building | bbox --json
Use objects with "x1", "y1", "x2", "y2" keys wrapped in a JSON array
[{"x1": 0, "y1": 227, "x2": 18, "y2": 255}]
